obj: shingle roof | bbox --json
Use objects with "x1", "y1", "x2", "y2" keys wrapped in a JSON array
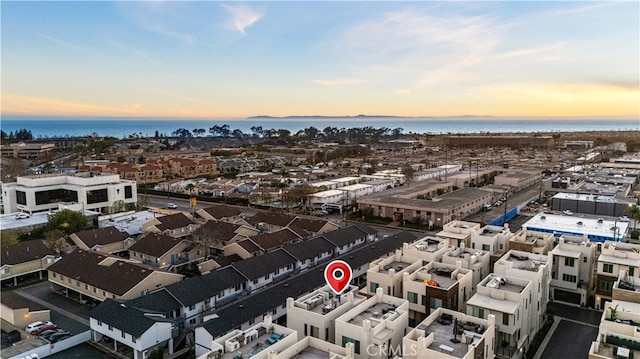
[
  {"x1": 321, "y1": 224, "x2": 369, "y2": 247},
  {"x1": 72, "y1": 226, "x2": 130, "y2": 248},
  {"x1": 237, "y1": 239, "x2": 261, "y2": 254},
  {"x1": 288, "y1": 217, "x2": 330, "y2": 233},
  {"x1": 245, "y1": 212, "x2": 296, "y2": 227},
  {"x1": 212, "y1": 254, "x2": 243, "y2": 267},
  {"x1": 231, "y1": 248, "x2": 297, "y2": 281},
  {"x1": 128, "y1": 234, "x2": 183, "y2": 258},
  {"x1": 0, "y1": 291, "x2": 49, "y2": 311},
  {"x1": 90, "y1": 299, "x2": 168, "y2": 337},
  {"x1": 202, "y1": 231, "x2": 417, "y2": 338},
  {"x1": 250, "y1": 228, "x2": 301, "y2": 251},
  {"x1": 194, "y1": 221, "x2": 242, "y2": 242},
  {"x1": 163, "y1": 266, "x2": 247, "y2": 307},
  {"x1": 1, "y1": 239, "x2": 54, "y2": 266},
  {"x1": 200, "y1": 205, "x2": 243, "y2": 220},
  {"x1": 127, "y1": 288, "x2": 182, "y2": 314},
  {"x1": 283, "y1": 236, "x2": 335, "y2": 261},
  {"x1": 154, "y1": 213, "x2": 193, "y2": 231},
  {"x1": 47, "y1": 250, "x2": 155, "y2": 296}
]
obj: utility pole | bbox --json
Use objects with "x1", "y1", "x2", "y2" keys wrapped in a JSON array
[{"x1": 503, "y1": 190, "x2": 508, "y2": 226}]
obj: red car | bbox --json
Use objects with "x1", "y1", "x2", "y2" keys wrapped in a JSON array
[{"x1": 31, "y1": 324, "x2": 57, "y2": 335}]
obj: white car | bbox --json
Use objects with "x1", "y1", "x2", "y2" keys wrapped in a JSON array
[
  {"x1": 563, "y1": 210, "x2": 573, "y2": 216},
  {"x1": 619, "y1": 216, "x2": 630, "y2": 222},
  {"x1": 15, "y1": 213, "x2": 30, "y2": 220},
  {"x1": 166, "y1": 203, "x2": 178, "y2": 209},
  {"x1": 25, "y1": 321, "x2": 54, "y2": 334}
]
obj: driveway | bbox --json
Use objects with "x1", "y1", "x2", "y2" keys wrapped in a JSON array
[
  {"x1": 549, "y1": 301, "x2": 603, "y2": 326},
  {"x1": 538, "y1": 320, "x2": 598, "y2": 359}
]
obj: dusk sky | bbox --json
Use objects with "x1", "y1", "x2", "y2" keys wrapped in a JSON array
[{"x1": 2, "y1": 1, "x2": 639, "y2": 119}]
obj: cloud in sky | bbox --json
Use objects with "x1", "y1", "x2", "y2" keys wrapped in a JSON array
[
  {"x1": 221, "y1": 3, "x2": 264, "y2": 35},
  {"x1": 395, "y1": 89, "x2": 411, "y2": 96},
  {"x1": 312, "y1": 79, "x2": 362, "y2": 86}
]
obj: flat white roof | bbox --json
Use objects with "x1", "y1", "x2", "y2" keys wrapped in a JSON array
[
  {"x1": 341, "y1": 183, "x2": 371, "y2": 191},
  {"x1": 551, "y1": 247, "x2": 581, "y2": 258},
  {"x1": 99, "y1": 210, "x2": 165, "y2": 235},
  {"x1": 309, "y1": 181, "x2": 337, "y2": 188},
  {"x1": 598, "y1": 254, "x2": 640, "y2": 267},
  {"x1": 309, "y1": 189, "x2": 345, "y2": 198},
  {"x1": 466, "y1": 294, "x2": 519, "y2": 314},
  {"x1": 553, "y1": 192, "x2": 630, "y2": 204},
  {"x1": 0, "y1": 210, "x2": 100, "y2": 230},
  {"x1": 332, "y1": 177, "x2": 360, "y2": 183},
  {"x1": 523, "y1": 213, "x2": 629, "y2": 240}
]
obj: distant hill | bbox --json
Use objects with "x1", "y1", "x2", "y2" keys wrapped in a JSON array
[{"x1": 246, "y1": 114, "x2": 495, "y2": 120}]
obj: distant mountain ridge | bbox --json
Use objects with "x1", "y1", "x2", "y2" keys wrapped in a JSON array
[{"x1": 246, "y1": 114, "x2": 494, "y2": 120}]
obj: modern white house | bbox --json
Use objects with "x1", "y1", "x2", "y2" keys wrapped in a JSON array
[
  {"x1": 402, "y1": 307, "x2": 496, "y2": 359},
  {"x1": 466, "y1": 274, "x2": 534, "y2": 359},
  {"x1": 589, "y1": 300, "x2": 640, "y2": 359},
  {"x1": 441, "y1": 244, "x2": 491, "y2": 291},
  {"x1": 595, "y1": 241, "x2": 640, "y2": 309},
  {"x1": 436, "y1": 220, "x2": 482, "y2": 248},
  {"x1": 402, "y1": 236, "x2": 452, "y2": 264},
  {"x1": 334, "y1": 287, "x2": 409, "y2": 359},
  {"x1": 550, "y1": 236, "x2": 597, "y2": 306},
  {"x1": 286, "y1": 285, "x2": 367, "y2": 344},
  {"x1": 2, "y1": 173, "x2": 137, "y2": 214},
  {"x1": 366, "y1": 250, "x2": 423, "y2": 297}
]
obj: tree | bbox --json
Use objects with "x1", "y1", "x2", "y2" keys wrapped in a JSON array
[
  {"x1": 47, "y1": 209, "x2": 89, "y2": 235},
  {"x1": 185, "y1": 183, "x2": 195, "y2": 195},
  {"x1": 627, "y1": 204, "x2": 640, "y2": 231},
  {"x1": 401, "y1": 164, "x2": 415, "y2": 181},
  {"x1": 45, "y1": 229, "x2": 67, "y2": 254}
]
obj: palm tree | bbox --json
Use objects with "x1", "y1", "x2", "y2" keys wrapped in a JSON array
[{"x1": 627, "y1": 204, "x2": 640, "y2": 231}]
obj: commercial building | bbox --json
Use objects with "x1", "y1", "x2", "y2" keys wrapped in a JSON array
[
  {"x1": 1, "y1": 173, "x2": 137, "y2": 214},
  {"x1": 0, "y1": 142, "x2": 55, "y2": 159},
  {"x1": 357, "y1": 185, "x2": 491, "y2": 228},
  {"x1": 551, "y1": 193, "x2": 635, "y2": 217},
  {"x1": 550, "y1": 236, "x2": 597, "y2": 306},
  {"x1": 402, "y1": 307, "x2": 496, "y2": 359},
  {"x1": 494, "y1": 170, "x2": 541, "y2": 191},
  {"x1": 334, "y1": 287, "x2": 409, "y2": 359},
  {"x1": 595, "y1": 241, "x2": 640, "y2": 309},
  {"x1": 523, "y1": 213, "x2": 629, "y2": 243},
  {"x1": 443, "y1": 135, "x2": 554, "y2": 148}
]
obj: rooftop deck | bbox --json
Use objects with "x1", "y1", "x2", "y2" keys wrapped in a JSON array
[
  {"x1": 347, "y1": 302, "x2": 400, "y2": 327},
  {"x1": 504, "y1": 253, "x2": 546, "y2": 272},
  {"x1": 379, "y1": 261, "x2": 412, "y2": 274},
  {"x1": 412, "y1": 319, "x2": 485, "y2": 358}
]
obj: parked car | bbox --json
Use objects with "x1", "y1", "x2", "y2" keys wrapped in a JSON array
[
  {"x1": 166, "y1": 203, "x2": 178, "y2": 209},
  {"x1": 47, "y1": 332, "x2": 71, "y2": 343},
  {"x1": 619, "y1": 216, "x2": 630, "y2": 222},
  {"x1": 563, "y1": 210, "x2": 573, "y2": 216},
  {"x1": 494, "y1": 201, "x2": 503, "y2": 206},
  {"x1": 24, "y1": 321, "x2": 54, "y2": 335},
  {"x1": 6, "y1": 330, "x2": 21, "y2": 344},
  {"x1": 15, "y1": 213, "x2": 30, "y2": 220},
  {"x1": 33, "y1": 324, "x2": 57, "y2": 335},
  {"x1": 40, "y1": 329, "x2": 69, "y2": 342}
]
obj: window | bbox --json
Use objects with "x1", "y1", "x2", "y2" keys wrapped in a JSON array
[
  {"x1": 342, "y1": 336, "x2": 361, "y2": 354},
  {"x1": 422, "y1": 295, "x2": 427, "y2": 306},
  {"x1": 482, "y1": 244, "x2": 490, "y2": 251},
  {"x1": 264, "y1": 274, "x2": 270, "y2": 280},
  {"x1": 86, "y1": 188, "x2": 108, "y2": 204},
  {"x1": 121, "y1": 331, "x2": 126, "y2": 339},
  {"x1": 103, "y1": 291, "x2": 107, "y2": 296},
  {"x1": 630, "y1": 267, "x2": 635, "y2": 276},
  {"x1": 430, "y1": 297, "x2": 443, "y2": 309},
  {"x1": 370, "y1": 282, "x2": 379, "y2": 293},
  {"x1": 108, "y1": 325, "x2": 113, "y2": 331},
  {"x1": 603, "y1": 263, "x2": 614, "y2": 273},
  {"x1": 35, "y1": 188, "x2": 78, "y2": 205},
  {"x1": 564, "y1": 257, "x2": 575, "y2": 267},
  {"x1": 503, "y1": 313, "x2": 509, "y2": 325},
  {"x1": 217, "y1": 291, "x2": 224, "y2": 299},
  {"x1": 85, "y1": 284, "x2": 88, "y2": 290},
  {"x1": 249, "y1": 319, "x2": 255, "y2": 325},
  {"x1": 407, "y1": 292, "x2": 418, "y2": 304},
  {"x1": 253, "y1": 279, "x2": 259, "y2": 285},
  {"x1": 124, "y1": 186, "x2": 133, "y2": 199},
  {"x1": 132, "y1": 337, "x2": 137, "y2": 343},
  {"x1": 599, "y1": 281, "x2": 613, "y2": 292},
  {"x1": 16, "y1": 190, "x2": 27, "y2": 205},
  {"x1": 235, "y1": 284, "x2": 242, "y2": 291},
  {"x1": 562, "y1": 274, "x2": 577, "y2": 283},
  {"x1": 189, "y1": 304, "x2": 196, "y2": 311},
  {"x1": 583, "y1": 256, "x2": 587, "y2": 263}
]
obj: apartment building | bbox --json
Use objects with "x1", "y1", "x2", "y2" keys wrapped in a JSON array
[
  {"x1": 195, "y1": 315, "x2": 297, "y2": 359},
  {"x1": 402, "y1": 262, "x2": 473, "y2": 324},
  {"x1": 366, "y1": 251, "x2": 422, "y2": 297},
  {"x1": 69, "y1": 226, "x2": 135, "y2": 255},
  {"x1": 402, "y1": 236, "x2": 451, "y2": 263},
  {"x1": 466, "y1": 274, "x2": 534, "y2": 359},
  {"x1": 230, "y1": 248, "x2": 298, "y2": 292},
  {"x1": 1, "y1": 239, "x2": 56, "y2": 287},
  {"x1": 494, "y1": 170, "x2": 541, "y2": 191},
  {"x1": 589, "y1": 300, "x2": 640, "y2": 359},
  {"x1": 286, "y1": 285, "x2": 367, "y2": 343},
  {"x1": 493, "y1": 250, "x2": 551, "y2": 337},
  {"x1": 470, "y1": 224, "x2": 514, "y2": 269},
  {"x1": 251, "y1": 337, "x2": 356, "y2": 359},
  {"x1": 595, "y1": 241, "x2": 640, "y2": 309},
  {"x1": 48, "y1": 250, "x2": 183, "y2": 302},
  {"x1": 436, "y1": 220, "x2": 481, "y2": 248},
  {"x1": 128, "y1": 234, "x2": 206, "y2": 271},
  {"x1": 1, "y1": 173, "x2": 137, "y2": 214},
  {"x1": 402, "y1": 307, "x2": 496, "y2": 359},
  {"x1": 508, "y1": 229, "x2": 554, "y2": 256},
  {"x1": 141, "y1": 212, "x2": 198, "y2": 238},
  {"x1": 334, "y1": 287, "x2": 409, "y2": 359},
  {"x1": 441, "y1": 245, "x2": 490, "y2": 291},
  {"x1": 550, "y1": 236, "x2": 597, "y2": 306}
]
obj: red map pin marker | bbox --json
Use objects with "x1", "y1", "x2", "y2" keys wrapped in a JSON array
[{"x1": 324, "y1": 260, "x2": 352, "y2": 295}]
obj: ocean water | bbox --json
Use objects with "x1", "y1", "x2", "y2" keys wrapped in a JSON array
[{"x1": 0, "y1": 116, "x2": 637, "y2": 139}]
